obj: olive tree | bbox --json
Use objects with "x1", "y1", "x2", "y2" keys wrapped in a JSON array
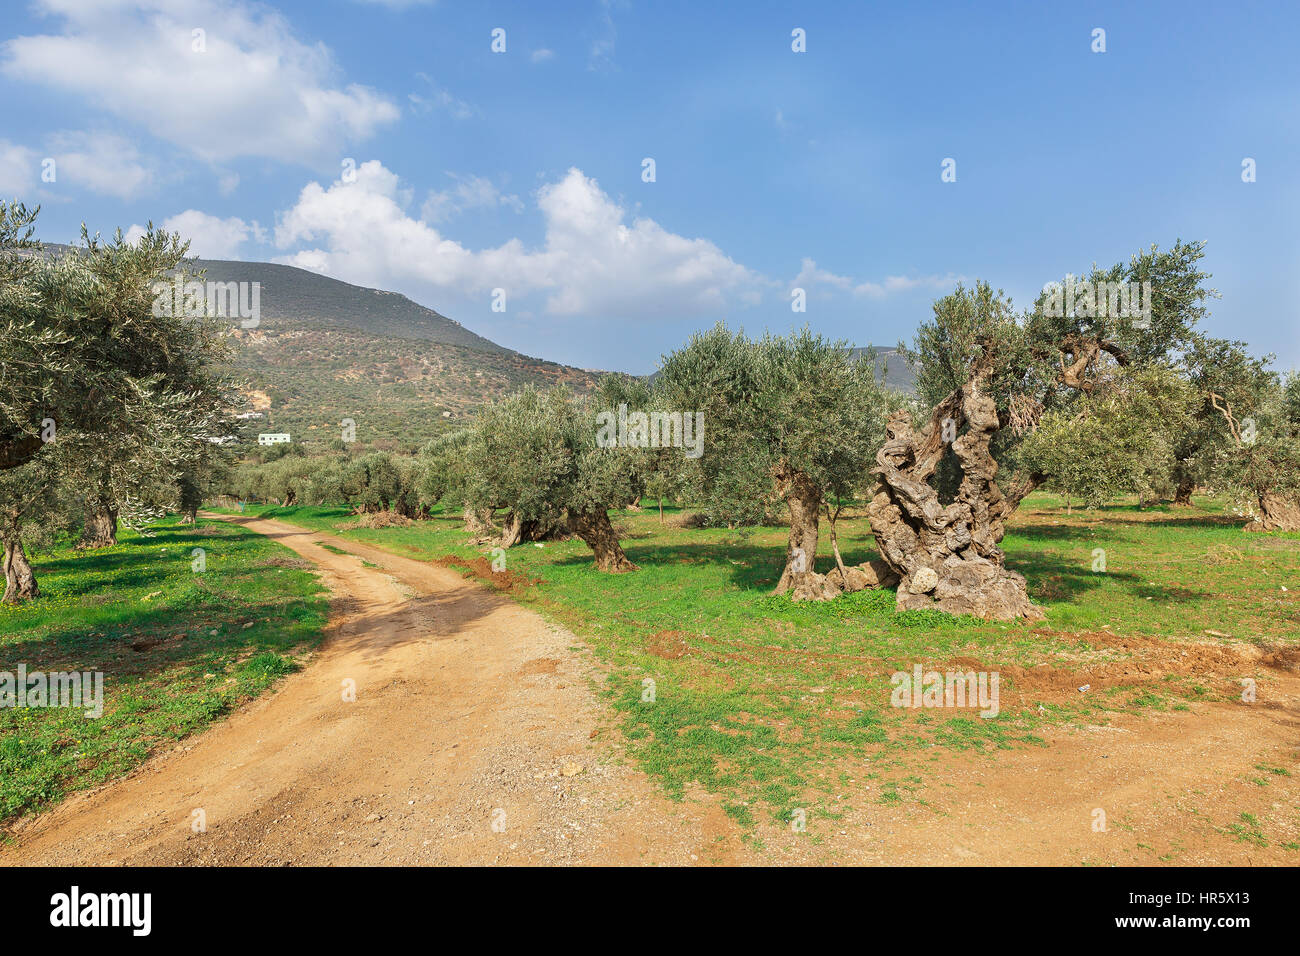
[
  {"x1": 0, "y1": 215, "x2": 236, "y2": 597},
  {"x1": 658, "y1": 324, "x2": 895, "y2": 599},
  {"x1": 1202, "y1": 366, "x2": 1300, "y2": 531},
  {"x1": 872, "y1": 242, "x2": 1214, "y2": 620},
  {"x1": 1018, "y1": 366, "x2": 1195, "y2": 511},
  {"x1": 464, "y1": 386, "x2": 640, "y2": 571}
]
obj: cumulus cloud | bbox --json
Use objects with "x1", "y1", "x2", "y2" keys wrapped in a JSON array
[
  {"x1": 531, "y1": 48, "x2": 555, "y2": 64},
  {"x1": 273, "y1": 161, "x2": 765, "y2": 318},
  {"x1": 1, "y1": 0, "x2": 399, "y2": 166},
  {"x1": 127, "y1": 209, "x2": 264, "y2": 259}
]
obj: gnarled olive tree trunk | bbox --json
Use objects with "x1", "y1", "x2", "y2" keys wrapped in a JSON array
[
  {"x1": 0, "y1": 435, "x2": 43, "y2": 472},
  {"x1": 1173, "y1": 475, "x2": 1195, "y2": 506},
  {"x1": 571, "y1": 509, "x2": 637, "y2": 573},
  {"x1": 497, "y1": 511, "x2": 572, "y2": 549},
  {"x1": 1247, "y1": 492, "x2": 1300, "y2": 532},
  {"x1": 462, "y1": 506, "x2": 499, "y2": 545},
  {"x1": 3, "y1": 533, "x2": 39, "y2": 603},
  {"x1": 1206, "y1": 393, "x2": 1300, "y2": 533},
  {"x1": 866, "y1": 361, "x2": 1044, "y2": 621},
  {"x1": 178, "y1": 475, "x2": 201, "y2": 524},
  {"x1": 79, "y1": 498, "x2": 118, "y2": 549}
]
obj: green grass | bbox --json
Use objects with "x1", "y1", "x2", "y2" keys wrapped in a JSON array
[
  {"x1": 0, "y1": 516, "x2": 328, "y2": 829},
  {"x1": 207, "y1": 495, "x2": 1300, "y2": 832},
  {"x1": 1221, "y1": 811, "x2": 1269, "y2": 847}
]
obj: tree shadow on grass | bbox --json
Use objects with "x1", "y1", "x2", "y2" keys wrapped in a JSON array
[
  {"x1": 1014, "y1": 552, "x2": 1210, "y2": 607},
  {"x1": 1090, "y1": 512, "x2": 1244, "y2": 531},
  {"x1": 32, "y1": 526, "x2": 219, "y2": 599},
  {"x1": 242, "y1": 505, "x2": 355, "y2": 522},
  {"x1": 6, "y1": 521, "x2": 326, "y2": 681},
  {"x1": 1005, "y1": 524, "x2": 1137, "y2": 544},
  {"x1": 549, "y1": 537, "x2": 1213, "y2": 615},
  {"x1": 1, "y1": 593, "x2": 322, "y2": 683}
]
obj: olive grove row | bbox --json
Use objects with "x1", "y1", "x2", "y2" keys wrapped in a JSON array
[{"x1": 3, "y1": 200, "x2": 1296, "y2": 619}]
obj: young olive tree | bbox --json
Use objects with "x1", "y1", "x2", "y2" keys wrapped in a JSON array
[
  {"x1": 417, "y1": 429, "x2": 499, "y2": 541},
  {"x1": 1201, "y1": 365, "x2": 1300, "y2": 531},
  {"x1": 465, "y1": 386, "x2": 640, "y2": 571},
  {"x1": 658, "y1": 324, "x2": 894, "y2": 599},
  {"x1": 1018, "y1": 366, "x2": 1196, "y2": 511}
]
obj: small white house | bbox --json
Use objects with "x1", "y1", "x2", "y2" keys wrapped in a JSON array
[{"x1": 258, "y1": 433, "x2": 291, "y2": 446}]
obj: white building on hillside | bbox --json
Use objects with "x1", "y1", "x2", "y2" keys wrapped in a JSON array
[{"x1": 258, "y1": 433, "x2": 291, "y2": 445}]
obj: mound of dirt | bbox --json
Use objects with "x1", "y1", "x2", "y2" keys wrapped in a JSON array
[
  {"x1": 341, "y1": 511, "x2": 413, "y2": 530},
  {"x1": 646, "y1": 630, "x2": 692, "y2": 660},
  {"x1": 433, "y1": 554, "x2": 541, "y2": 594}
]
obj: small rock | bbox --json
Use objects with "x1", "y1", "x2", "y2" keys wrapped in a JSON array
[
  {"x1": 561, "y1": 762, "x2": 584, "y2": 777},
  {"x1": 909, "y1": 567, "x2": 939, "y2": 594}
]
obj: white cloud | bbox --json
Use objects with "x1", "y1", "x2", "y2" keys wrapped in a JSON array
[
  {"x1": 0, "y1": 140, "x2": 38, "y2": 198},
  {"x1": 2, "y1": 0, "x2": 400, "y2": 166},
  {"x1": 128, "y1": 209, "x2": 264, "y2": 259},
  {"x1": 0, "y1": 131, "x2": 154, "y2": 200},
  {"x1": 420, "y1": 174, "x2": 522, "y2": 223},
  {"x1": 792, "y1": 257, "x2": 854, "y2": 292},
  {"x1": 531, "y1": 48, "x2": 555, "y2": 64},
  {"x1": 273, "y1": 161, "x2": 765, "y2": 318},
  {"x1": 46, "y1": 130, "x2": 152, "y2": 199}
]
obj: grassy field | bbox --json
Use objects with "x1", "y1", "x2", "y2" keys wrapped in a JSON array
[
  {"x1": 213, "y1": 495, "x2": 1300, "y2": 834},
  {"x1": 0, "y1": 517, "x2": 329, "y2": 831}
]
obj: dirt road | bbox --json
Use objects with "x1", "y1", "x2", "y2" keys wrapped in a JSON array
[
  {"x1": 3, "y1": 513, "x2": 745, "y2": 865},
  {"x1": 4, "y1": 514, "x2": 1297, "y2": 865}
]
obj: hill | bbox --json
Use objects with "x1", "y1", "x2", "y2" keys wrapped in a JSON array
[
  {"x1": 193, "y1": 258, "x2": 510, "y2": 353},
  {"x1": 847, "y1": 346, "x2": 918, "y2": 395},
  {"x1": 19, "y1": 244, "x2": 916, "y2": 448},
  {"x1": 186, "y1": 256, "x2": 604, "y2": 448}
]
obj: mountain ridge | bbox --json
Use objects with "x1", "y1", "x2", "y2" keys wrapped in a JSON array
[{"x1": 20, "y1": 243, "x2": 916, "y2": 446}]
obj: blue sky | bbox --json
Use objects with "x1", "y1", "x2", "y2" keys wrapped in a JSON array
[{"x1": 2, "y1": 0, "x2": 1297, "y2": 374}]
